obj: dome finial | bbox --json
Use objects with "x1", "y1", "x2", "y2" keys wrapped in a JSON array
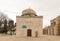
[{"x1": 28, "y1": 6, "x2": 31, "y2": 9}]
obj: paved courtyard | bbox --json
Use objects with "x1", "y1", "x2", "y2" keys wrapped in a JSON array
[{"x1": 0, "y1": 35, "x2": 60, "y2": 41}]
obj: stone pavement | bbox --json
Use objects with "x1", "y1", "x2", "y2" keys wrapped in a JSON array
[{"x1": 0, "y1": 35, "x2": 60, "y2": 41}]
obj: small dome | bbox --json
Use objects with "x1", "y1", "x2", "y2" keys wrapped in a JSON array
[{"x1": 22, "y1": 8, "x2": 36, "y2": 16}]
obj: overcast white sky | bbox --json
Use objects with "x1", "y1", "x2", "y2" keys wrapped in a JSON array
[{"x1": 0, "y1": 0, "x2": 60, "y2": 28}]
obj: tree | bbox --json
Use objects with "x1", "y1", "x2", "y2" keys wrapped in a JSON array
[
  {"x1": 8, "y1": 20, "x2": 15, "y2": 35},
  {"x1": 0, "y1": 20, "x2": 2, "y2": 26},
  {"x1": 4, "y1": 19, "x2": 8, "y2": 34},
  {"x1": 0, "y1": 13, "x2": 8, "y2": 33},
  {"x1": 0, "y1": 12, "x2": 12, "y2": 34}
]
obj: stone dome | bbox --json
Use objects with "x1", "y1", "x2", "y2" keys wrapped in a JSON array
[{"x1": 22, "y1": 8, "x2": 37, "y2": 16}]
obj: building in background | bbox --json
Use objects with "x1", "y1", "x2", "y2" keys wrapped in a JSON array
[
  {"x1": 43, "y1": 15, "x2": 60, "y2": 35},
  {"x1": 43, "y1": 26, "x2": 52, "y2": 35}
]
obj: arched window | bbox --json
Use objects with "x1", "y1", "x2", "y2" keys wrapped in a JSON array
[
  {"x1": 58, "y1": 23, "x2": 60, "y2": 35},
  {"x1": 58, "y1": 23, "x2": 60, "y2": 26},
  {"x1": 22, "y1": 24, "x2": 27, "y2": 29},
  {"x1": 54, "y1": 22, "x2": 56, "y2": 26}
]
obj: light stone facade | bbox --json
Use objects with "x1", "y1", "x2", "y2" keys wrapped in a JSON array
[
  {"x1": 43, "y1": 15, "x2": 60, "y2": 35},
  {"x1": 43, "y1": 27, "x2": 48, "y2": 35},
  {"x1": 16, "y1": 8, "x2": 43, "y2": 37},
  {"x1": 51, "y1": 16, "x2": 60, "y2": 35},
  {"x1": 43, "y1": 26, "x2": 51, "y2": 35}
]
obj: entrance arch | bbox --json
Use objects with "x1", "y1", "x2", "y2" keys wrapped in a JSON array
[
  {"x1": 27, "y1": 29, "x2": 32, "y2": 37},
  {"x1": 35, "y1": 31, "x2": 38, "y2": 37}
]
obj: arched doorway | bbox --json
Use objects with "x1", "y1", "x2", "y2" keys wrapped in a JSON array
[
  {"x1": 27, "y1": 29, "x2": 32, "y2": 37},
  {"x1": 58, "y1": 23, "x2": 60, "y2": 35},
  {"x1": 35, "y1": 31, "x2": 38, "y2": 37}
]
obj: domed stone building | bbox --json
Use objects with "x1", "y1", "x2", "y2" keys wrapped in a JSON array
[{"x1": 16, "y1": 8, "x2": 43, "y2": 37}]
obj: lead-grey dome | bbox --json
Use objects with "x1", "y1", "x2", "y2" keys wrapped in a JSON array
[{"x1": 22, "y1": 8, "x2": 37, "y2": 16}]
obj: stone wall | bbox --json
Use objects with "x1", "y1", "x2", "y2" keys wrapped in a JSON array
[{"x1": 16, "y1": 16, "x2": 43, "y2": 37}]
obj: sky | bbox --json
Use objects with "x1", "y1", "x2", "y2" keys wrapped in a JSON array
[{"x1": 0, "y1": 0, "x2": 60, "y2": 28}]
